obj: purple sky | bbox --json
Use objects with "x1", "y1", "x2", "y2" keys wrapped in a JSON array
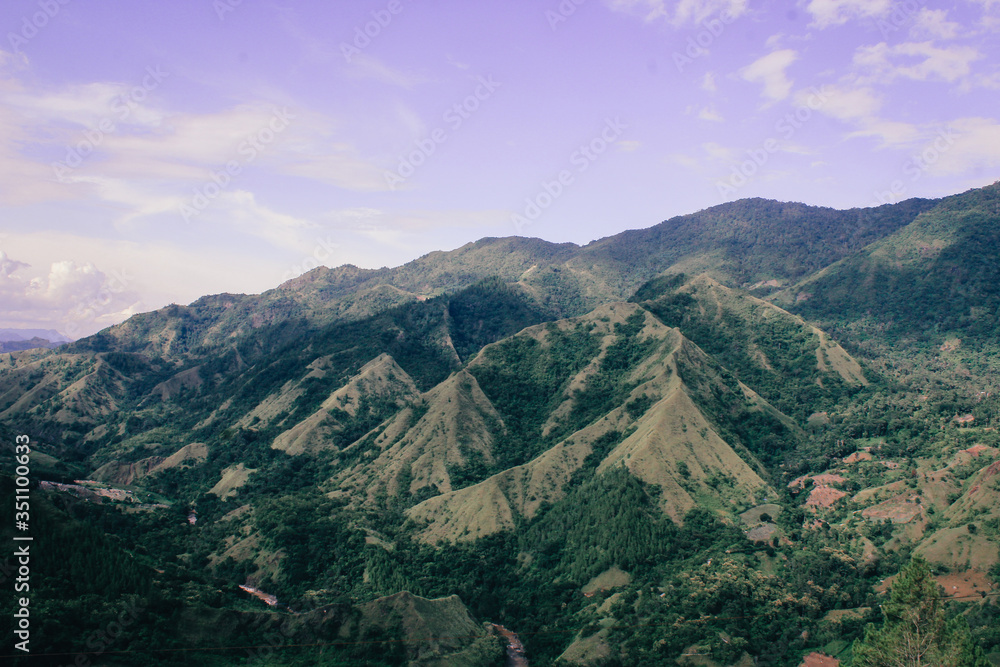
[{"x1": 1, "y1": 0, "x2": 999, "y2": 337}]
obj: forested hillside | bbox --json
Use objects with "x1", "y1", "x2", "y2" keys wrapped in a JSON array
[{"x1": 3, "y1": 184, "x2": 1000, "y2": 666}]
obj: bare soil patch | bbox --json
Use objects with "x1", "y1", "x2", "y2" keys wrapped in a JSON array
[
  {"x1": 843, "y1": 451, "x2": 873, "y2": 463},
  {"x1": 936, "y1": 570, "x2": 995, "y2": 599},
  {"x1": 806, "y1": 486, "x2": 847, "y2": 508},
  {"x1": 747, "y1": 524, "x2": 778, "y2": 542},
  {"x1": 801, "y1": 652, "x2": 839, "y2": 667},
  {"x1": 861, "y1": 493, "x2": 922, "y2": 524},
  {"x1": 878, "y1": 570, "x2": 995, "y2": 599}
]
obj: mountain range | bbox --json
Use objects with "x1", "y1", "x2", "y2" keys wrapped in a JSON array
[{"x1": 2, "y1": 182, "x2": 999, "y2": 666}]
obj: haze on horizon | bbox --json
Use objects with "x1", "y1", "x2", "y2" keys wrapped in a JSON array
[{"x1": 1, "y1": 0, "x2": 999, "y2": 337}]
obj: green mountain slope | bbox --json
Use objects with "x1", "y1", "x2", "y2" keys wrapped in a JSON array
[
  {"x1": 403, "y1": 302, "x2": 790, "y2": 543},
  {"x1": 632, "y1": 273, "x2": 869, "y2": 422},
  {"x1": 63, "y1": 195, "x2": 936, "y2": 367},
  {"x1": 777, "y1": 182, "x2": 1000, "y2": 382}
]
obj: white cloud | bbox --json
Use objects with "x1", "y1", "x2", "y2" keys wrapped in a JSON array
[
  {"x1": 846, "y1": 118, "x2": 923, "y2": 146},
  {"x1": 0, "y1": 251, "x2": 142, "y2": 338},
  {"x1": 765, "y1": 33, "x2": 786, "y2": 49},
  {"x1": 603, "y1": 0, "x2": 748, "y2": 25},
  {"x1": 344, "y1": 54, "x2": 428, "y2": 89},
  {"x1": 920, "y1": 117, "x2": 1000, "y2": 176},
  {"x1": 210, "y1": 190, "x2": 317, "y2": 250},
  {"x1": 799, "y1": 83, "x2": 921, "y2": 147},
  {"x1": 0, "y1": 60, "x2": 390, "y2": 212},
  {"x1": 673, "y1": 0, "x2": 748, "y2": 24},
  {"x1": 0, "y1": 49, "x2": 29, "y2": 72},
  {"x1": 909, "y1": 9, "x2": 961, "y2": 40},
  {"x1": 804, "y1": 0, "x2": 893, "y2": 28},
  {"x1": 801, "y1": 84, "x2": 882, "y2": 121},
  {"x1": 701, "y1": 71, "x2": 717, "y2": 92},
  {"x1": 698, "y1": 105, "x2": 725, "y2": 121},
  {"x1": 854, "y1": 41, "x2": 981, "y2": 84},
  {"x1": 0, "y1": 252, "x2": 29, "y2": 278},
  {"x1": 0, "y1": 230, "x2": 319, "y2": 337},
  {"x1": 701, "y1": 141, "x2": 739, "y2": 162},
  {"x1": 964, "y1": 71, "x2": 1000, "y2": 90},
  {"x1": 668, "y1": 152, "x2": 700, "y2": 169},
  {"x1": 741, "y1": 49, "x2": 798, "y2": 102}
]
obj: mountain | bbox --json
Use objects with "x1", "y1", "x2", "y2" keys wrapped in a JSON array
[
  {"x1": 404, "y1": 302, "x2": 784, "y2": 544},
  {"x1": 0, "y1": 327, "x2": 72, "y2": 342},
  {"x1": 3, "y1": 183, "x2": 1000, "y2": 666},
  {"x1": 776, "y1": 182, "x2": 1000, "y2": 384},
  {"x1": 631, "y1": 273, "x2": 869, "y2": 422},
  {"x1": 0, "y1": 327, "x2": 71, "y2": 352},
  {"x1": 63, "y1": 196, "x2": 935, "y2": 366},
  {"x1": 577, "y1": 196, "x2": 935, "y2": 292}
]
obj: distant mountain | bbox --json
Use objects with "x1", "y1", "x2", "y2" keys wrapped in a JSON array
[
  {"x1": 66, "y1": 195, "x2": 935, "y2": 364},
  {"x1": 0, "y1": 328, "x2": 71, "y2": 352},
  {"x1": 0, "y1": 327, "x2": 72, "y2": 342},
  {"x1": 577, "y1": 196, "x2": 935, "y2": 292}
]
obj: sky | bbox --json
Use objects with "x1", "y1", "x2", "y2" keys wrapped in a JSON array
[{"x1": 1, "y1": 0, "x2": 999, "y2": 338}]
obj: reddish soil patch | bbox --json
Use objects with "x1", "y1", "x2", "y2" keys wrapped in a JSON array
[
  {"x1": 877, "y1": 571, "x2": 994, "y2": 599},
  {"x1": 844, "y1": 451, "x2": 873, "y2": 463},
  {"x1": 491, "y1": 624, "x2": 528, "y2": 667},
  {"x1": 789, "y1": 473, "x2": 848, "y2": 489},
  {"x1": 954, "y1": 414, "x2": 976, "y2": 425},
  {"x1": 963, "y1": 444, "x2": 991, "y2": 457},
  {"x1": 806, "y1": 486, "x2": 847, "y2": 508},
  {"x1": 812, "y1": 474, "x2": 848, "y2": 485},
  {"x1": 789, "y1": 475, "x2": 810, "y2": 489},
  {"x1": 239, "y1": 584, "x2": 278, "y2": 606},
  {"x1": 969, "y1": 460, "x2": 1000, "y2": 496},
  {"x1": 801, "y1": 652, "x2": 839, "y2": 667},
  {"x1": 936, "y1": 571, "x2": 995, "y2": 600},
  {"x1": 861, "y1": 493, "x2": 922, "y2": 523}
]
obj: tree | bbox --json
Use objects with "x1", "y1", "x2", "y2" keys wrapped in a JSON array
[{"x1": 852, "y1": 557, "x2": 989, "y2": 667}]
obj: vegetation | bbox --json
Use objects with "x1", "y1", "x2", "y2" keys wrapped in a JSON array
[
  {"x1": 3, "y1": 184, "x2": 1000, "y2": 664},
  {"x1": 852, "y1": 557, "x2": 989, "y2": 667}
]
